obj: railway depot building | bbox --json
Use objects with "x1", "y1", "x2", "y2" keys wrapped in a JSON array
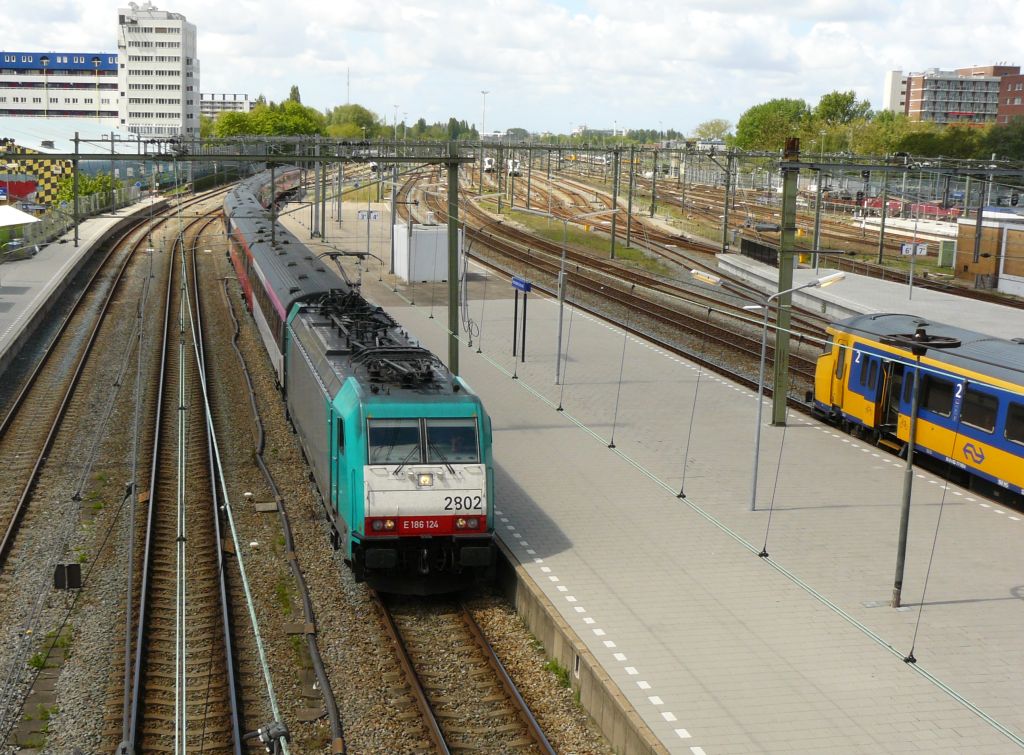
[{"x1": 956, "y1": 209, "x2": 1024, "y2": 296}]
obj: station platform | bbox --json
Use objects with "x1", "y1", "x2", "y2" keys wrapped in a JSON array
[
  {"x1": 282, "y1": 207, "x2": 1024, "y2": 753},
  {"x1": 0, "y1": 197, "x2": 164, "y2": 376},
  {"x1": 719, "y1": 253, "x2": 1022, "y2": 340},
  {"x1": 384, "y1": 278, "x2": 1023, "y2": 752}
]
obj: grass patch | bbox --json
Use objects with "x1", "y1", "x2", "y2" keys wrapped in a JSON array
[
  {"x1": 275, "y1": 579, "x2": 294, "y2": 617},
  {"x1": 544, "y1": 658, "x2": 571, "y2": 688},
  {"x1": 27, "y1": 652, "x2": 47, "y2": 670}
]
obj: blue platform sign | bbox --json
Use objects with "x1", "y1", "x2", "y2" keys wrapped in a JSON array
[
  {"x1": 951, "y1": 190, "x2": 965, "y2": 200},
  {"x1": 512, "y1": 276, "x2": 532, "y2": 293},
  {"x1": 0, "y1": 187, "x2": 6, "y2": 199}
]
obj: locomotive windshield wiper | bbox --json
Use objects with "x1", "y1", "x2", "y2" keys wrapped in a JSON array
[
  {"x1": 427, "y1": 440, "x2": 456, "y2": 474},
  {"x1": 392, "y1": 445, "x2": 420, "y2": 476}
]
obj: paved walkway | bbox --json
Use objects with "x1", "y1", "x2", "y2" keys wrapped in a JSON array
[
  {"x1": 283, "y1": 202, "x2": 1024, "y2": 754},
  {"x1": 0, "y1": 198, "x2": 163, "y2": 371}
]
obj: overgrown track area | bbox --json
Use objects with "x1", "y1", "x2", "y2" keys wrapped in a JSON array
[{"x1": 373, "y1": 591, "x2": 556, "y2": 754}]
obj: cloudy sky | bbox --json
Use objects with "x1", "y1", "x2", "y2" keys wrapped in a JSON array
[{"x1": 3, "y1": 0, "x2": 1022, "y2": 134}]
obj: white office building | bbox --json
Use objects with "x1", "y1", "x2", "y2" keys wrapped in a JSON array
[
  {"x1": 882, "y1": 70, "x2": 907, "y2": 113},
  {"x1": 117, "y1": 2, "x2": 200, "y2": 137},
  {"x1": 200, "y1": 93, "x2": 254, "y2": 118}
]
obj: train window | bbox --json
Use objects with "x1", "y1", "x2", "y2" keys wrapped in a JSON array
[
  {"x1": 835, "y1": 345, "x2": 846, "y2": 379},
  {"x1": 1006, "y1": 402, "x2": 1024, "y2": 446},
  {"x1": 961, "y1": 388, "x2": 998, "y2": 433},
  {"x1": 920, "y1": 374, "x2": 954, "y2": 417},
  {"x1": 426, "y1": 419, "x2": 479, "y2": 463},
  {"x1": 866, "y1": 360, "x2": 879, "y2": 392},
  {"x1": 367, "y1": 419, "x2": 421, "y2": 464},
  {"x1": 337, "y1": 419, "x2": 345, "y2": 453}
]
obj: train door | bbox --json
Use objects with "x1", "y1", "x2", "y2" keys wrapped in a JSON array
[
  {"x1": 831, "y1": 338, "x2": 850, "y2": 407},
  {"x1": 858, "y1": 353, "x2": 884, "y2": 427},
  {"x1": 328, "y1": 412, "x2": 349, "y2": 550},
  {"x1": 879, "y1": 360, "x2": 904, "y2": 432}
]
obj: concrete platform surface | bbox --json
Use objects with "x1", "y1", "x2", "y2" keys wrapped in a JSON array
[{"x1": 283, "y1": 202, "x2": 1024, "y2": 754}]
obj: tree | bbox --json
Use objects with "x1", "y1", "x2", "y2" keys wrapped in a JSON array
[
  {"x1": 505, "y1": 127, "x2": 530, "y2": 141},
  {"x1": 814, "y1": 91, "x2": 872, "y2": 126},
  {"x1": 288, "y1": 85, "x2": 301, "y2": 103},
  {"x1": 325, "y1": 103, "x2": 381, "y2": 137},
  {"x1": 734, "y1": 98, "x2": 810, "y2": 150},
  {"x1": 212, "y1": 100, "x2": 326, "y2": 136},
  {"x1": 199, "y1": 114, "x2": 215, "y2": 139},
  {"x1": 53, "y1": 171, "x2": 122, "y2": 205},
  {"x1": 693, "y1": 119, "x2": 732, "y2": 140},
  {"x1": 982, "y1": 119, "x2": 1024, "y2": 160}
]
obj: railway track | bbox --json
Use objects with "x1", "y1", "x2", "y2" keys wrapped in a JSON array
[
  {"x1": 0, "y1": 214, "x2": 154, "y2": 573},
  {"x1": 413, "y1": 184, "x2": 822, "y2": 386},
  {"x1": 372, "y1": 590, "x2": 555, "y2": 754},
  {"x1": 120, "y1": 217, "x2": 239, "y2": 752}
]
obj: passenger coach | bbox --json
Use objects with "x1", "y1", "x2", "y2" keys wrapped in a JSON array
[{"x1": 814, "y1": 313, "x2": 1024, "y2": 496}]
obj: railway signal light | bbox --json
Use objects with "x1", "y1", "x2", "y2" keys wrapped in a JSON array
[{"x1": 861, "y1": 170, "x2": 870, "y2": 182}]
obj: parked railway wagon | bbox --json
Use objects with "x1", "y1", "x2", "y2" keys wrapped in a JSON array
[
  {"x1": 507, "y1": 159, "x2": 521, "y2": 176},
  {"x1": 482, "y1": 156, "x2": 495, "y2": 173},
  {"x1": 813, "y1": 313, "x2": 1024, "y2": 497},
  {"x1": 225, "y1": 170, "x2": 496, "y2": 593}
]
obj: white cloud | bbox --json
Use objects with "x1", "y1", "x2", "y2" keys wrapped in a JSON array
[{"x1": 1, "y1": 0, "x2": 1020, "y2": 133}]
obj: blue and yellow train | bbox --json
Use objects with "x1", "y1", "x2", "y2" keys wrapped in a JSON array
[
  {"x1": 814, "y1": 313, "x2": 1024, "y2": 497},
  {"x1": 225, "y1": 169, "x2": 495, "y2": 593}
]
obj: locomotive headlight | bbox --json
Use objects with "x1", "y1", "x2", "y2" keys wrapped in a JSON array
[
  {"x1": 384, "y1": 519, "x2": 396, "y2": 531},
  {"x1": 455, "y1": 517, "x2": 467, "y2": 529},
  {"x1": 467, "y1": 517, "x2": 480, "y2": 529},
  {"x1": 417, "y1": 473, "x2": 434, "y2": 487},
  {"x1": 371, "y1": 520, "x2": 384, "y2": 532}
]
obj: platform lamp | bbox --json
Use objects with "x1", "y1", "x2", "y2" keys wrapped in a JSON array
[
  {"x1": 92, "y1": 56, "x2": 102, "y2": 119},
  {"x1": 880, "y1": 327, "x2": 960, "y2": 610},
  {"x1": 691, "y1": 269, "x2": 845, "y2": 511},
  {"x1": 39, "y1": 55, "x2": 49, "y2": 117}
]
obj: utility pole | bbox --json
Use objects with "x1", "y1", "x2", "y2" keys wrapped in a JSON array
[
  {"x1": 770, "y1": 138, "x2": 800, "y2": 426},
  {"x1": 722, "y1": 151, "x2": 733, "y2": 253},
  {"x1": 73, "y1": 132, "x2": 80, "y2": 247},
  {"x1": 626, "y1": 144, "x2": 635, "y2": 248},
  {"x1": 312, "y1": 139, "x2": 320, "y2": 238},
  {"x1": 609, "y1": 148, "x2": 620, "y2": 259},
  {"x1": 876, "y1": 170, "x2": 888, "y2": 265},
  {"x1": 526, "y1": 145, "x2": 533, "y2": 209},
  {"x1": 446, "y1": 142, "x2": 460, "y2": 375},
  {"x1": 812, "y1": 168, "x2": 824, "y2": 269},
  {"x1": 650, "y1": 148, "x2": 658, "y2": 218}
]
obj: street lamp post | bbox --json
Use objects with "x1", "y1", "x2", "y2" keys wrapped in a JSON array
[
  {"x1": 479, "y1": 90, "x2": 489, "y2": 195},
  {"x1": 39, "y1": 55, "x2": 49, "y2": 117},
  {"x1": 92, "y1": 56, "x2": 102, "y2": 119},
  {"x1": 880, "y1": 327, "x2": 961, "y2": 609},
  {"x1": 691, "y1": 269, "x2": 845, "y2": 511}
]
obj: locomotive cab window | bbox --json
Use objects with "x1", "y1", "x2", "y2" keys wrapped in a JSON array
[
  {"x1": 367, "y1": 419, "x2": 421, "y2": 464},
  {"x1": 1006, "y1": 402, "x2": 1024, "y2": 446},
  {"x1": 920, "y1": 374, "x2": 954, "y2": 417},
  {"x1": 426, "y1": 419, "x2": 479, "y2": 463},
  {"x1": 835, "y1": 345, "x2": 847, "y2": 379},
  {"x1": 337, "y1": 419, "x2": 345, "y2": 453},
  {"x1": 961, "y1": 387, "x2": 998, "y2": 433}
]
